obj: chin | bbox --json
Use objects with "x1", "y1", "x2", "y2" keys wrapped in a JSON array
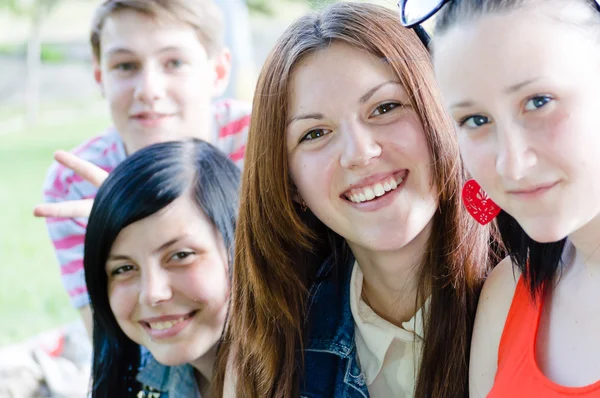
[
  {"x1": 519, "y1": 218, "x2": 571, "y2": 244},
  {"x1": 149, "y1": 346, "x2": 201, "y2": 367}
]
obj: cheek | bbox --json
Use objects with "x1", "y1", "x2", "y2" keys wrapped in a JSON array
[
  {"x1": 173, "y1": 71, "x2": 213, "y2": 106},
  {"x1": 105, "y1": 79, "x2": 132, "y2": 108},
  {"x1": 458, "y1": 135, "x2": 495, "y2": 183},
  {"x1": 533, "y1": 107, "x2": 594, "y2": 175},
  {"x1": 289, "y1": 150, "x2": 335, "y2": 204},
  {"x1": 108, "y1": 283, "x2": 137, "y2": 322},
  {"x1": 386, "y1": 116, "x2": 434, "y2": 185},
  {"x1": 178, "y1": 262, "x2": 229, "y2": 305}
]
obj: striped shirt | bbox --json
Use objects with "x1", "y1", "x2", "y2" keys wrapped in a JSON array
[{"x1": 42, "y1": 99, "x2": 250, "y2": 308}]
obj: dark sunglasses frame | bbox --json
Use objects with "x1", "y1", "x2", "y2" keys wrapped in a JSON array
[
  {"x1": 399, "y1": 0, "x2": 600, "y2": 48},
  {"x1": 398, "y1": 0, "x2": 450, "y2": 29}
]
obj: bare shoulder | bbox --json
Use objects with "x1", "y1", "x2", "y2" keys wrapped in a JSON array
[
  {"x1": 480, "y1": 255, "x2": 520, "y2": 310},
  {"x1": 469, "y1": 256, "x2": 521, "y2": 398}
]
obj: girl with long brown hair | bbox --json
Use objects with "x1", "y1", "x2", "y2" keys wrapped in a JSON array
[{"x1": 215, "y1": 3, "x2": 500, "y2": 397}]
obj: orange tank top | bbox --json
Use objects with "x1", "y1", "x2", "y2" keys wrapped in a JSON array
[{"x1": 488, "y1": 276, "x2": 600, "y2": 397}]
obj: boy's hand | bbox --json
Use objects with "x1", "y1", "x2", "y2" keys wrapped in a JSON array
[{"x1": 33, "y1": 151, "x2": 109, "y2": 219}]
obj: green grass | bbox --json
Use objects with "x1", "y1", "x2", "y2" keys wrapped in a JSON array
[
  {"x1": 0, "y1": 43, "x2": 69, "y2": 63},
  {"x1": 0, "y1": 112, "x2": 110, "y2": 346}
]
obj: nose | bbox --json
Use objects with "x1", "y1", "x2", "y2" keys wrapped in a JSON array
[
  {"x1": 139, "y1": 266, "x2": 172, "y2": 307},
  {"x1": 495, "y1": 123, "x2": 537, "y2": 181},
  {"x1": 134, "y1": 63, "x2": 166, "y2": 104},
  {"x1": 339, "y1": 121, "x2": 382, "y2": 169}
]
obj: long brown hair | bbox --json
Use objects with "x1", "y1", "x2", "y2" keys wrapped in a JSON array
[{"x1": 214, "y1": 3, "x2": 501, "y2": 397}]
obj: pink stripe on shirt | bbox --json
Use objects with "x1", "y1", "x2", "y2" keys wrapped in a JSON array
[
  {"x1": 61, "y1": 259, "x2": 84, "y2": 276},
  {"x1": 54, "y1": 234, "x2": 84, "y2": 250},
  {"x1": 68, "y1": 286, "x2": 88, "y2": 298},
  {"x1": 219, "y1": 115, "x2": 250, "y2": 138},
  {"x1": 229, "y1": 145, "x2": 246, "y2": 162}
]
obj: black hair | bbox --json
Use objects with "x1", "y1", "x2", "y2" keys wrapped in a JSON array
[
  {"x1": 435, "y1": 0, "x2": 600, "y2": 299},
  {"x1": 84, "y1": 138, "x2": 240, "y2": 397}
]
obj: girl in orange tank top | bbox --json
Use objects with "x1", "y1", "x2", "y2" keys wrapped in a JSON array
[
  {"x1": 488, "y1": 277, "x2": 600, "y2": 397},
  {"x1": 400, "y1": 0, "x2": 600, "y2": 395}
]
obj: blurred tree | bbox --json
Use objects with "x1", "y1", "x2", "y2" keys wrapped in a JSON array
[
  {"x1": 246, "y1": 0, "x2": 337, "y2": 15},
  {"x1": 0, "y1": 0, "x2": 61, "y2": 125}
]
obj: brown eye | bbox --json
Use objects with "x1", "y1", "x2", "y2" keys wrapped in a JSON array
[
  {"x1": 170, "y1": 251, "x2": 195, "y2": 261},
  {"x1": 300, "y1": 129, "x2": 331, "y2": 142},
  {"x1": 372, "y1": 102, "x2": 401, "y2": 116},
  {"x1": 114, "y1": 62, "x2": 137, "y2": 72},
  {"x1": 111, "y1": 264, "x2": 135, "y2": 276}
]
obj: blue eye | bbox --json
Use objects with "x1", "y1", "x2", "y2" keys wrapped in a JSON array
[
  {"x1": 300, "y1": 128, "x2": 331, "y2": 142},
  {"x1": 166, "y1": 59, "x2": 184, "y2": 69},
  {"x1": 459, "y1": 115, "x2": 491, "y2": 129},
  {"x1": 524, "y1": 96, "x2": 552, "y2": 111}
]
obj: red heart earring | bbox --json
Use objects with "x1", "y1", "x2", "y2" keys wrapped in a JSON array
[{"x1": 462, "y1": 179, "x2": 501, "y2": 225}]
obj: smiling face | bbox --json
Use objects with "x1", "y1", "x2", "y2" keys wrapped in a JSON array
[
  {"x1": 106, "y1": 194, "x2": 229, "y2": 367},
  {"x1": 286, "y1": 42, "x2": 438, "y2": 255},
  {"x1": 96, "y1": 9, "x2": 230, "y2": 154},
  {"x1": 434, "y1": 2, "x2": 600, "y2": 243}
]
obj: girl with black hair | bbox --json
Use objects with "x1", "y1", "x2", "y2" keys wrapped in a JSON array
[{"x1": 83, "y1": 138, "x2": 239, "y2": 397}]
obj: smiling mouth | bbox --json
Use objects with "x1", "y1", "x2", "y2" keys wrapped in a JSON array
[
  {"x1": 343, "y1": 172, "x2": 406, "y2": 204},
  {"x1": 131, "y1": 113, "x2": 173, "y2": 119},
  {"x1": 508, "y1": 181, "x2": 560, "y2": 196},
  {"x1": 141, "y1": 311, "x2": 197, "y2": 331}
]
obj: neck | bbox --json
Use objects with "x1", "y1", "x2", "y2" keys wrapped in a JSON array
[
  {"x1": 349, "y1": 219, "x2": 432, "y2": 327},
  {"x1": 190, "y1": 344, "x2": 217, "y2": 386},
  {"x1": 569, "y1": 213, "x2": 600, "y2": 269}
]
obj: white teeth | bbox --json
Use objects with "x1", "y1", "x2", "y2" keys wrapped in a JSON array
[
  {"x1": 149, "y1": 317, "x2": 185, "y2": 331},
  {"x1": 347, "y1": 175, "x2": 404, "y2": 204}
]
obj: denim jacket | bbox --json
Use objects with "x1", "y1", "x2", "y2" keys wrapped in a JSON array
[
  {"x1": 300, "y1": 253, "x2": 370, "y2": 398},
  {"x1": 135, "y1": 348, "x2": 200, "y2": 398}
]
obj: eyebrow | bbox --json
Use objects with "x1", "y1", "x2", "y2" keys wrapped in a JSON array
[
  {"x1": 450, "y1": 78, "x2": 544, "y2": 109},
  {"x1": 359, "y1": 81, "x2": 401, "y2": 104},
  {"x1": 105, "y1": 46, "x2": 183, "y2": 58},
  {"x1": 107, "y1": 235, "x2": 186, "y2": 262},
  {"x1": 286, "y1": 81, "x2": 402, "y2": 126},
  {"x1": 504, "y1": 77, "x2": 541, "y2": 94}
]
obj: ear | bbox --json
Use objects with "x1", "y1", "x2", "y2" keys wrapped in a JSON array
[
  {"x1": 211, "y1": 48, "x2": 232, "y2": 98},
  {"x1": 93, "y1": 57, "x2": 105, "y2": 97},
  {"x1": 292, "y1": 192, "x2": 302, "y2": 205}
]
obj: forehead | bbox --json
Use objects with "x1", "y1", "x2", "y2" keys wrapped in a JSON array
[
  {"x1": 100, "y1": 9, "x2": 204, "y2": 56},
  {"x1": 433, "y1": 5, "x2": 600, "y2": 103},
  {"x1": 110, "y1": 195, "x2": 214, "y2": 253},
  {"x1": 288, "y1": 43, "x2": 404, "y2": 109}
]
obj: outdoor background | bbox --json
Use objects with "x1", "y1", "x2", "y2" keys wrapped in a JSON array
[{"x1": 0, "y1": 0, "x2": 397, "y2": 347}]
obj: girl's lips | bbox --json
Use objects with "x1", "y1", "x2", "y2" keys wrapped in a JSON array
[
  {"x1": 342, "y1": 171, "x2": 408, "y2": 204},
  {"x1": 342, "y1": 170, "x2": 408, "y2": 194},
  {"x1": 507, "y1": 181, "x2": 560, "y2": 199},
  {"x1": 140, "y1": 310, "x2": 197, "y2": 339},
  {"x1": 343, "y1": 173, "x2": 408, "y2": 212},
  {"x1": 131, "y1": 114, "x2": 174, "y2": 128}
]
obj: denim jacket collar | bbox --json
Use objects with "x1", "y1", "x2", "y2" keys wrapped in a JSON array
[
  {"x1": 136, "y1": 348, "x2": 199, "y2": 397},
  {"x1": 303, "y1": 252, "x2": 369, "y2": 396}
]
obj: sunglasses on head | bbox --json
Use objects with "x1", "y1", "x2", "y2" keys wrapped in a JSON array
[{"x1": 398, "y1": 0, "x2": 600, "y2": 48}]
